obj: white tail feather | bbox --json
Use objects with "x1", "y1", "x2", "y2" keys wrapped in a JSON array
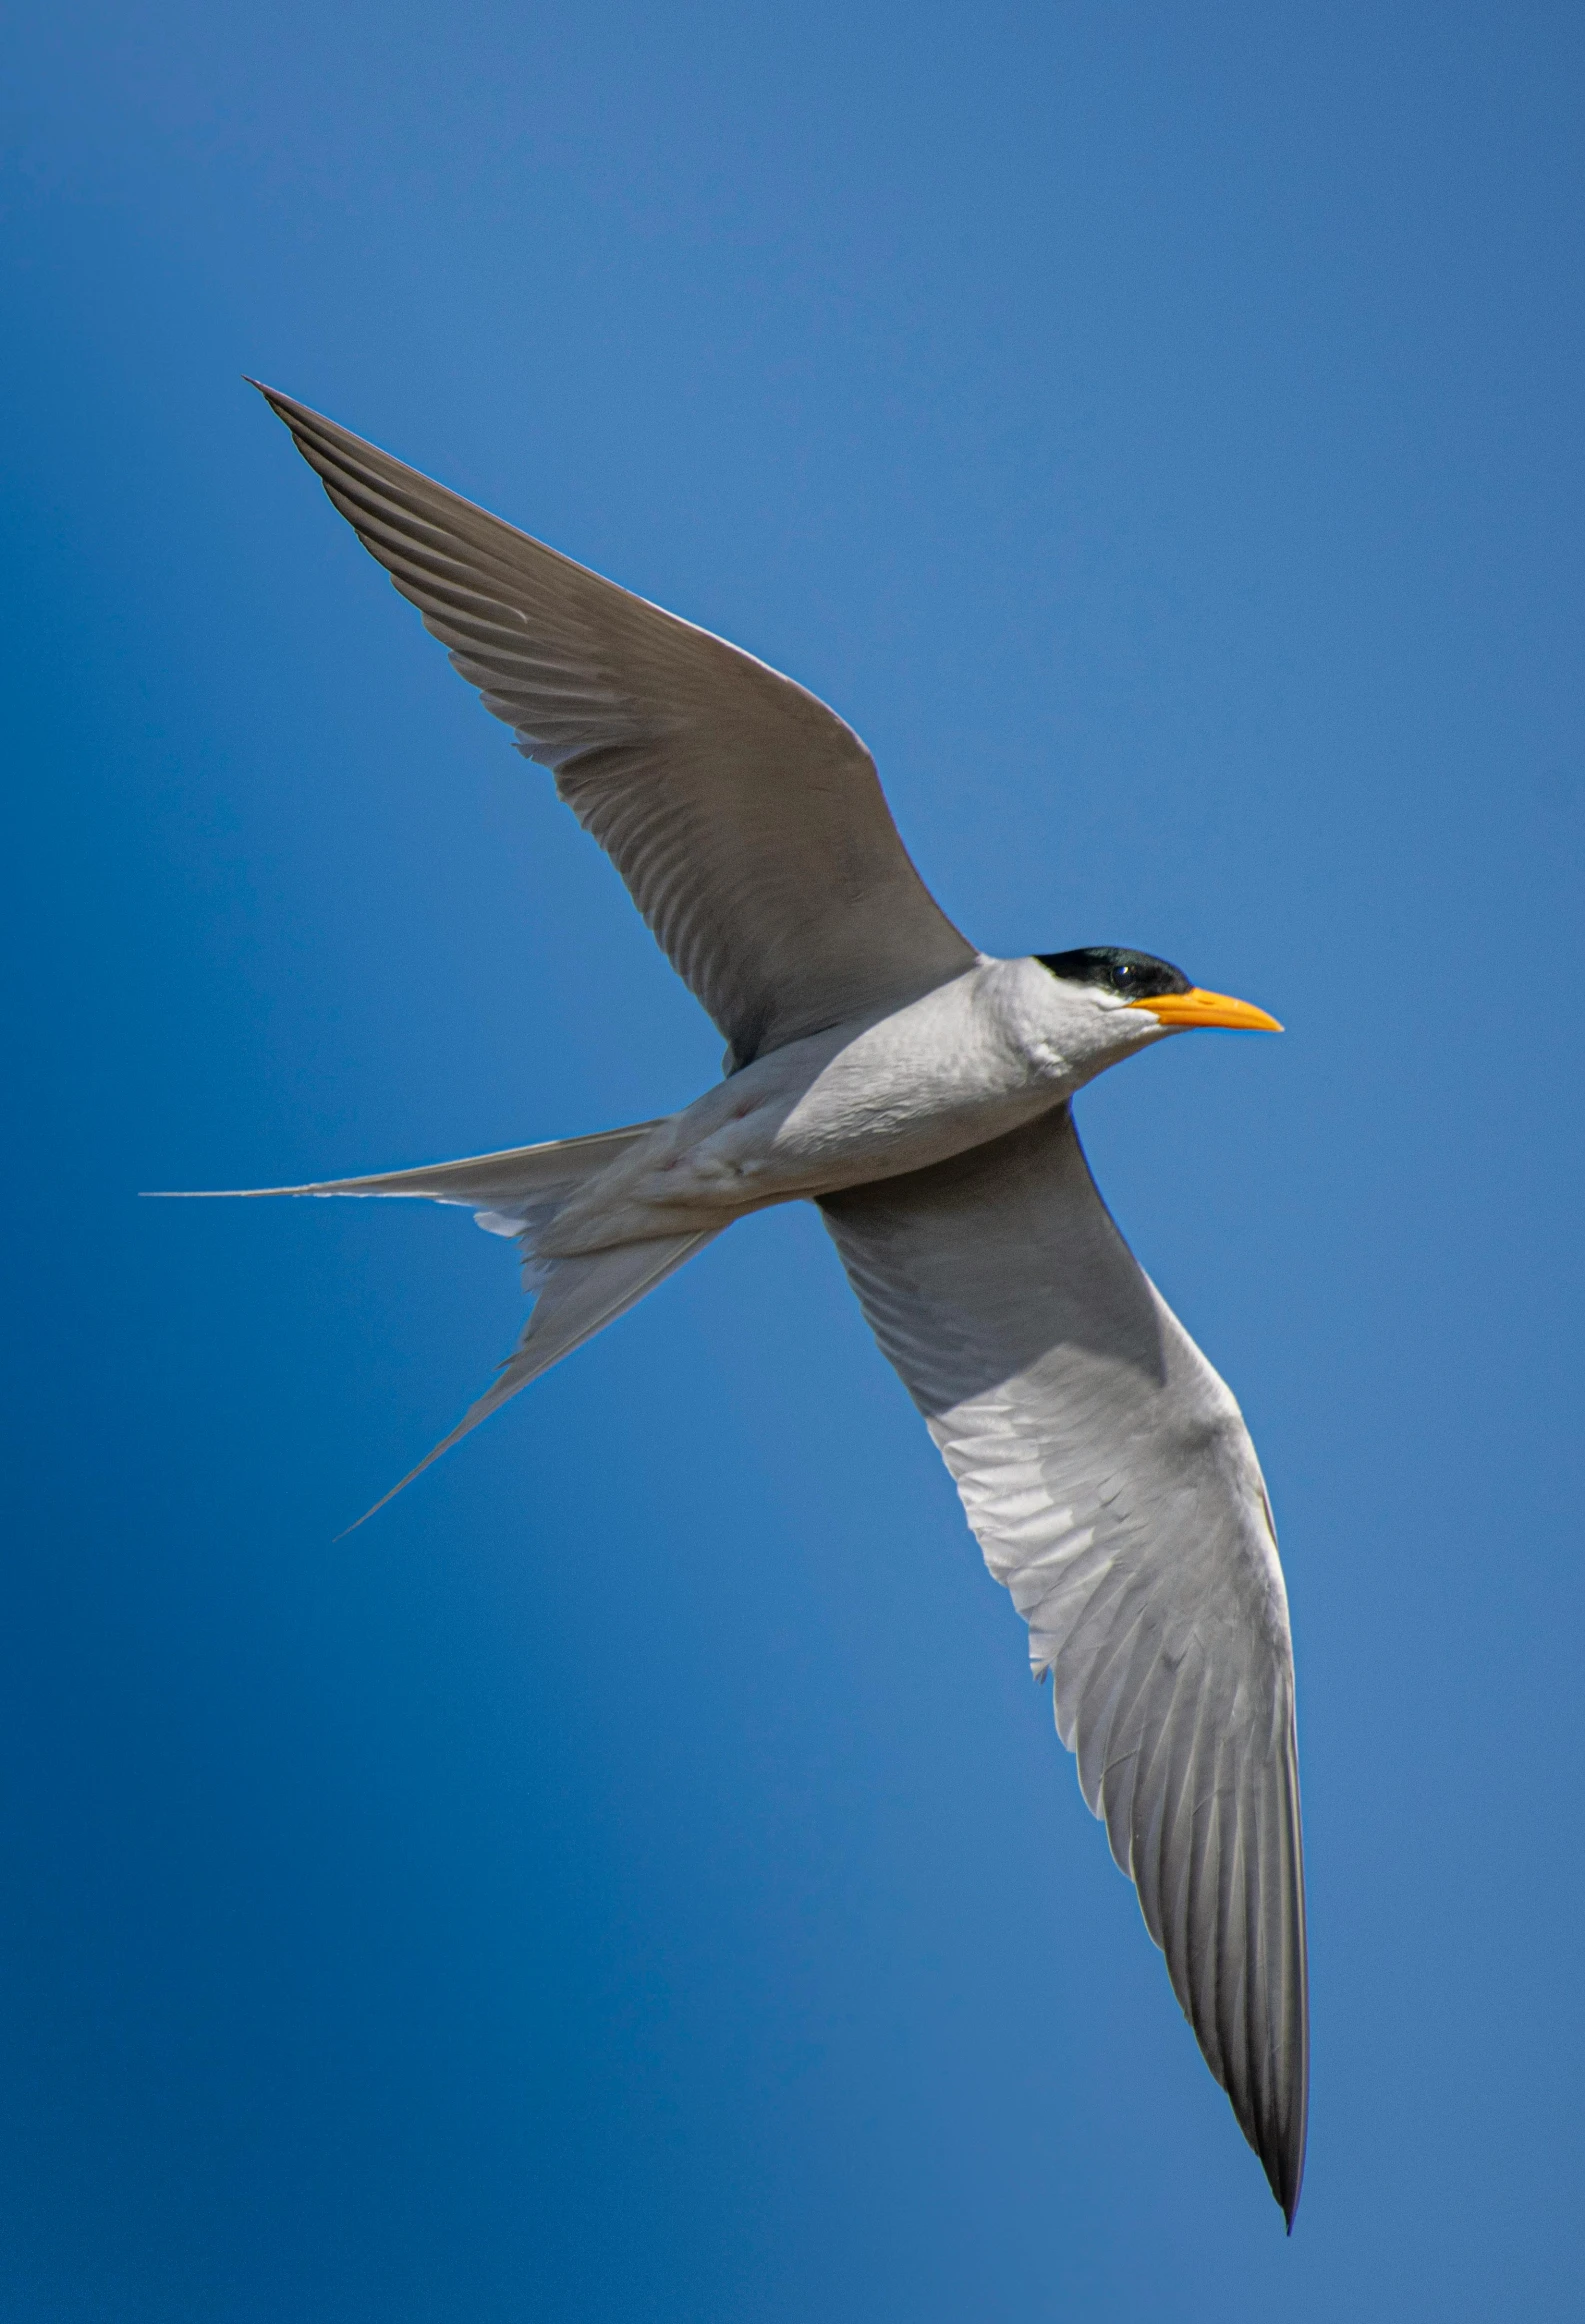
[
  {"x1": 141, "y1": 1117, "x2": 666, "y2": 1210},
  {"x1": 147, "y1": 1115, "x2": 720, "y2": 1526},
  {"x1": 340, "y1": 1229, "x2": 720, "y2": 1533}
]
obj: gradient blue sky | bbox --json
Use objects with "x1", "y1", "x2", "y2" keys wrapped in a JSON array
[{"x1": 3, "y1": 3, "x2": 1583, "y2": 2316}]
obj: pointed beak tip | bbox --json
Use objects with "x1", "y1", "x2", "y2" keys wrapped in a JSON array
[{"x1": 1128, "y1": 988, "x2": 1284, "y2": 1034}]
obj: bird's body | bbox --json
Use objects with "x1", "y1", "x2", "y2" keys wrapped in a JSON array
[
  {"x1": 543, "y1": 956, "x2": 1164, "y2": 1248},
  {"x1": 170, "y1": 385, "x2": 1309, "y2": 2224}
]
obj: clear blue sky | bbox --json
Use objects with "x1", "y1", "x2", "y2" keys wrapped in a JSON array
[{"x1": 3, "y1": 2, "x2": 1582, "y2": 2315}]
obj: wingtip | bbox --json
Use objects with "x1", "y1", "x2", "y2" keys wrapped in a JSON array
[
  {"x1": 247, "y1": 378, "x2": 308, "y2": 423},
  {"x1": 1270, "y1": 2140, "x2": 1305, "y2": 2232}
]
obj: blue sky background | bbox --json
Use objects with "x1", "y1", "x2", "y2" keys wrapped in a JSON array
[{"x1": 3, "y1": 2, "x2": 1583, "y2": 2315}]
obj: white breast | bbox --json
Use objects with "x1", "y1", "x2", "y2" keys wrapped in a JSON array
[{"x1": 650, "y1": 960, "x2": 1114, "y2": 1213}]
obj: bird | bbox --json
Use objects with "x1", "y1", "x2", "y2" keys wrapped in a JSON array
[{"x1": 178, "y1": 383, "x2": 1307, "y2": 2224}]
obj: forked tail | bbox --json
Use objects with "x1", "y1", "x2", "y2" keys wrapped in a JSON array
[{"x1": 145, "y1": 1118, "x2": 721, "y2": 1526}]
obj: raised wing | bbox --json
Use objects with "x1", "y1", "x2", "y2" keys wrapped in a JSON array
[
  {"x1": 821, "y1": 1106, "x2": 1307, "y2": 2222},
  {"x1": 256, "y1": 386, "x2": 976, "y2": 1066}
]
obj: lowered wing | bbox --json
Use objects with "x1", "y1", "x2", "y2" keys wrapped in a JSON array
[
  {"x1": 821, "y1": 1105, "x2": 1308, "y2": 2222},
  {"x1": 256, "y1": 386, "x2": 976, "y2": 1067}
]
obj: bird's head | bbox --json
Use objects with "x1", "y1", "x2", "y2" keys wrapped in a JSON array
[{"x1": 1031, "y1": 946, "x2": 1282, "y2": 1068}]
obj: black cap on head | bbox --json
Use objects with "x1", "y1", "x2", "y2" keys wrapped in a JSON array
[{"x1": 1035, "y1": 946, "x2": 1192, "y2": 1000}]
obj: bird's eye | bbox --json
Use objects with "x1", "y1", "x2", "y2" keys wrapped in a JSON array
[{"x1": 1114, "y1": 965, "x2": 1135, "y2": 988}]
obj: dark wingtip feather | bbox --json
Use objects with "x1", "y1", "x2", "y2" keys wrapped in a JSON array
[
  {"x1": 1259, "y1": 2052, "x2": 1306, "y2": 2227},
  {"x1": 249, "y1": 380, "x2": 324, "y2": 436}
]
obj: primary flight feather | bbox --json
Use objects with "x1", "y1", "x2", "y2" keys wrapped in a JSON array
[{"x1": 178, "y1": 384, "x2": 1307, "y2": 2222}]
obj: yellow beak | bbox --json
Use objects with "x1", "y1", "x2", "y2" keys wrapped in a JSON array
[{"x1": 1127, "y1": 987, "x2": 1283, "y2": 1032}]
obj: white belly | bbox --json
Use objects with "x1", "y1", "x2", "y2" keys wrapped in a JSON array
[
  {"x1": 545, "y1": 963, "x2": 1075, "y2": 1252},
  {"x1": 750, "y1": 982, "x2": 1059, "y2": 1193}
]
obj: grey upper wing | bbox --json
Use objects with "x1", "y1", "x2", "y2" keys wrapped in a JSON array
[
  {"x1": 256, "y1": 386, "x2": 977, "y2": 1066},
  {"x1": 821, "y1": 1106, "x2": 1308, "y2": 2222}
]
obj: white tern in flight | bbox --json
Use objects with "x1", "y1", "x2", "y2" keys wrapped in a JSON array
[{"x1": 169, "y1": 386, "x2": 1307, "y2": 2223}]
